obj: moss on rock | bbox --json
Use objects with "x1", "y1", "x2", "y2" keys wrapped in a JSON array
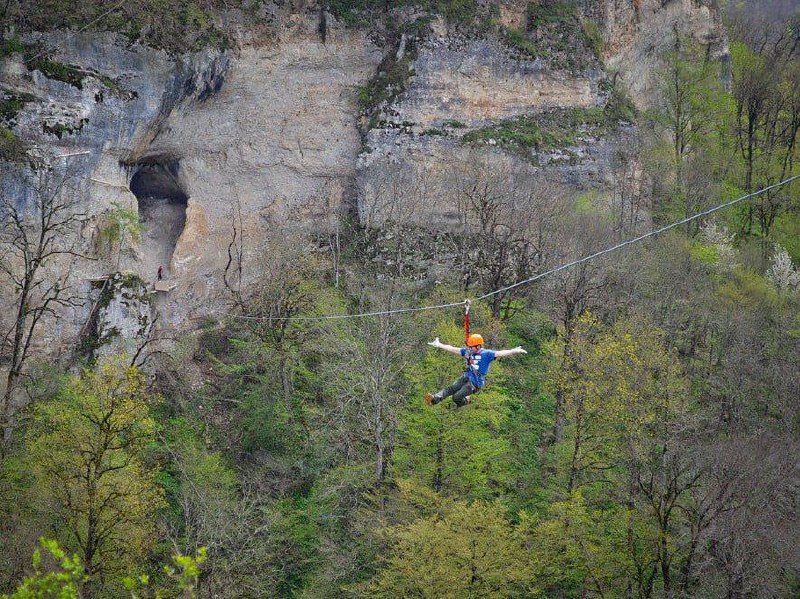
[{"x1": 461, "y1": 107, "x2": 611, "y2": 155}]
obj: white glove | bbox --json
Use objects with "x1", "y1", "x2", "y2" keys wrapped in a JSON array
[{"x1": 428, "y1": 337, "x2": 443, "y2": 348}]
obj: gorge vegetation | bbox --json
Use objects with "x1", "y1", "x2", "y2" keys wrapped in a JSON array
[{"x1": 1, "y1": 1, "x2": 799, "y2": 597}]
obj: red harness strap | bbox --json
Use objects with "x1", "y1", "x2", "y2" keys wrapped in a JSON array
[{"x1": 464, "y1": 299, "x2": 471, "y2": 345}]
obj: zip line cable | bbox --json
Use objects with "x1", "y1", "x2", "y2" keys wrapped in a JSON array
[
  {"x1": 219, "y1": 174, "x2": 799, "y2": 323},
  {"x1": 475, "y1": 174, "x2": 800, "y2": 302}
]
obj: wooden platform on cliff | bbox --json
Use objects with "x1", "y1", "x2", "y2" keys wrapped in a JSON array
[{"x1": 154, "y1": 280, "x2": 176, "y2": 292}]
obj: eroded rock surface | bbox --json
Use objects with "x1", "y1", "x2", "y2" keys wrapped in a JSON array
[
  {"x1": 0, "y1": 0, "x2": 728, "y2": 362},
  {"x1": 596, "y1": 0, "x2": 729, "y2": 108},
  {"x1": 392, "y1": 34, "x2": 601, "y2": 129},
  {"x1": 147, "y1": 20, "x2": 381, "y2": 324}
]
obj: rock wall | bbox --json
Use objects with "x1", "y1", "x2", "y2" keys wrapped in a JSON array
[
  {"x1": 391, "y1": 32, "x2": 601, "y2": 129},
  {"x1": 355, "y1": 0, "x2": 728, "y2": 228},
  {"x1": 356, "y1": 11, "x2": 611, "y2": 229},
  {"x1": 79, "y1": 273, "x2": 155, "y2": 361},
  {"x1": 1, "y1": 12, "x2": 381, "y2": 356},
  {"x1": 592, "y1": 0, "x2": 729, "y2": 108},
  {"x1": 0, "y1": 0, "x2": 727, "y2": 363},
  {"x1": 146, "y1": 17, "x2": 381, "y2": 324}
]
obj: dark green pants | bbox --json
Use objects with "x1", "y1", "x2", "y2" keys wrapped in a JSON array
[{"x1": 432, "y1": 374, "x2": 477, "y2": 407}]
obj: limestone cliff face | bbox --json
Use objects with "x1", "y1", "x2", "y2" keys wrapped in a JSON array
[
  {"x1": 1, "y1": 13, "x2": 380, "y2": 355},
  {"x1": 391, "y1": 33, "x2": 601, "y2": 129},
  {"x1": 0, "y1": 0, "x2": 727, "y2": 361},
  {"x1": 146, "y1": 19, "x2": 380, "y2": 325},
  {"x1": 356, "y1": 10, "x2": 610, "y2": 229},
  {"x1": 356, "y1": 0, "x2": 727, "y2": 228},
  {"x1": 593, "y1": 0, "x2": 729, "y2": 107}
]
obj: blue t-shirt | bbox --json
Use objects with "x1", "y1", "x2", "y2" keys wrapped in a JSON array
[{"x1": 460, "y1": 348, "x2": 497, "y2": 388}]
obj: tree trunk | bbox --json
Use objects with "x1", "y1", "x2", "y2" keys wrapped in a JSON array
[
  {"x1": 660, "y1": 530, "x2": 671, "y2": 599},
  {"x1": 433, "y1": 423, "x2": 444, "y2": 491},
  {"x1": 567, "y1": 398, "x2": 584, "y2": 492},
  {"x1": 2, "y1": 278, "x2": 32, "y2": 450},
  {"x1": 279, "y1": 352, "x2": 293, "y2": 425},
  {"x1": 552, "y1": 327, "x2": 575, "y2": 444}
]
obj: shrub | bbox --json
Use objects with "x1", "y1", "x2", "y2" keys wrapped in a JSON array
[
  {"x1": 0, "y1": 126, "x2": 26, "y2": 161},
  {"x1": 461, "y1": 107, "x2": 610, "y2": 155}
]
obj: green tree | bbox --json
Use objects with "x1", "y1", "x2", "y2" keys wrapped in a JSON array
[
  {"x1": 658, "y1": 34, "x2": 721, "y2": 221},
  {"x1": 24, "y1": 358, "x2": 164, "y2": 594},
  {"x1": 550, "y1": 314, "x2": 689, "y2": 493},
  {"x1": 522, "y1": 492, "x2": 629, "y2": 598},
  {"x1": 368, "y1": 499, "x2": 527, "y2": 598},
  {"x1": 2, "y1": 539, "x2": 84, "y2": 599},
  {"x1": 96, "y1": 201, "x2": 142, "y2": 268},
  {"x1": 730, "y1": 38, "x2": 800, "y2": 240},
  {"x1": 159, "y1": 418, "x2": 272, "y2": 597},
  {"x1": 324, "y1": 313, "x2": 410, "y2": 486}
]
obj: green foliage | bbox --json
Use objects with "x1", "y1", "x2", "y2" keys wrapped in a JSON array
[
  {"x1": 581, "y1": 18, "x2": 603, "y2": 60},
  {"x1": 526, "y1": 0, "x2": 574, "y2": 28},
  {"x1": 603, "y1": 84, "x2": 636, "y2": 122},
  {"x1": 25, "y1": 57, "x2": 85, "y2": 89},
  {"x1": 163, "y1": 546, "x2": 207, "y2": 597},
  {"x1": 24, "y1": 359, "x2": 165, "y2": 590},
  {"x1": 0, "y1": 37, "x2": 25, "y2": 58},
  {"x1": 6, "y1": 540, "x2": 209, "y2": 599},
  {"x1": 3, "y1": 539, "x2": 85, "y2": 599},
  {"x1": 551, "y1": 315, "x2": 690, "y2": 485},
  {"x1": 462, "y1": 107, "x2": 611, "y2": 157},
  {"x1": 8, "y1": 1, "x2": 234, "y2": 53},
  {"x1": 431, "y1": 0, "x2": 479, "y2": 26},
  {"x1": 122, "y1": 546, "x2": 206, "y2": 598},
  {"x1": 358, "y1": 54, "x2": 414, "y2": 115},
  {"x1": 772, "y1": 210, "x2": 800, "y2": 260},
  {"x1": 690, "y1": 241, "x2": 720, "y2": 265},
  {"x1": 396, "y1": 320, "x2": 515, "y2": 499},
  {"x1": 499, "y1": 310, "x2": 554, "y2": 511},
  {"x1": 0, "y1": 126, "x2": 26, "y2": 162},
  {"x1": 159, "y1": 416, "x2": 240, "y2": 534},
  {"x1": 0, "y1": 90, "x2": 35, "y2": 124},
  {"x1": 368, "y1": 498, "x2": 527, "y2": 597},
  {"x1": 265, "y1": 496, "x2": 323, "y2": 595},
  {"x1": 96, "y1": 202, "x2": 142, "y2": 258},
  {"x1": 504, "y1": 1, "x2": 597, "y2": 71},
  {"x1": 521, "y1": 493, "x2": 629, "y2": 597},
  {"x1": 504, "y1": 27, "x2": 540, "y2": 58}
]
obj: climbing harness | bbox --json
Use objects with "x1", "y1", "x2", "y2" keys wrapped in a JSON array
[
  {"x1": 462, "y1": 299, "x2": 484, "y2": 397},
  {"x1": 463, "y1": 298, "x2": 472, "y2": 371},
  {"x1": 464, "y1": 299, "x2": 471, "y2": 345}
]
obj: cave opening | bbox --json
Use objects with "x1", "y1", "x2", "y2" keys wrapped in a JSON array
[{"x1": 129, "y1": 160, "x2": 187, "y2": 277}]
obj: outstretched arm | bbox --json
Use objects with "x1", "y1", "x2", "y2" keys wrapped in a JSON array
[
  {"x1": 493, "y1": 346, "x2": 527, "y2": 359},
  {"x1": 427, "y1": 337, "x2": 463, "y2": 356}
]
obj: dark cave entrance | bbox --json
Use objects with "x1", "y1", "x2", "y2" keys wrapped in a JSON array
[{"x1": 130, "y1": 160, "x2": 187, "y2": 276}]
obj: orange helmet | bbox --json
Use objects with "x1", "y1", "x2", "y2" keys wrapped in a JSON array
[{"x1": 467, "y1": 333, "x2": 484, "y2": 347}]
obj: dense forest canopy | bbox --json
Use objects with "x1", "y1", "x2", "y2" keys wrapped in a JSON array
[{"x1": 1, "y1": 1, "x2": 799, "y2": 598}]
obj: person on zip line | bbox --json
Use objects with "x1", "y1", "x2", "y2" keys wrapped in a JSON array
[{"x1": 425, "y1": 300, "x2": 527, "y2": 407}]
